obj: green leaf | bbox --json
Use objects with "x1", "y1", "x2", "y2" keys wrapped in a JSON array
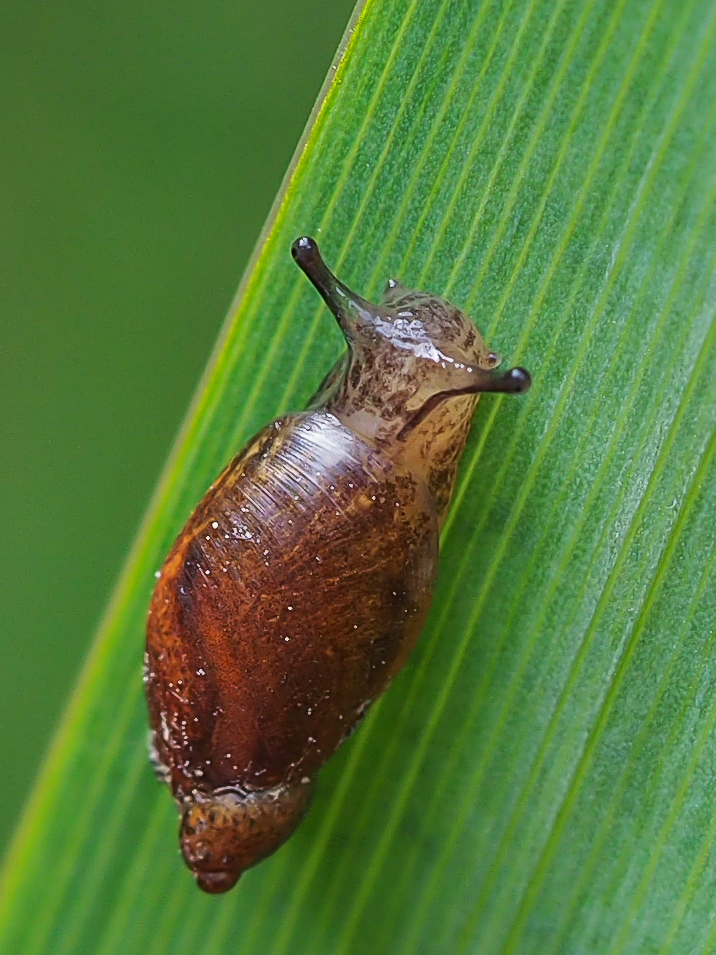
[{"x1": 2, "y1": 0, "x2": 716, "y2": 951}]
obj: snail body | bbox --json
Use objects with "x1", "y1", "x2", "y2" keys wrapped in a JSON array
[{"x1": 145, "y1": 237, "x2": 530, "y2": 893}]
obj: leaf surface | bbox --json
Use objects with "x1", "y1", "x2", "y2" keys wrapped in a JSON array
[{"x1": 2, "y1": 0, "x2": 716, "y2": 952}]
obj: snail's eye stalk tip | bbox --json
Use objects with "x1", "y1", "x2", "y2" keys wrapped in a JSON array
[
  {"x1": 470, "y1": 365, "x2": 532, "y2": 395},
  {"x1": 291, "y1": 236, "x2": 321, "y2": 269},
  {"x1": 508, "y1": 367, "x2": 531, "y2": 393},
  {"x1": 291, "y1": 236, "x2": 334, "y2": 291}
]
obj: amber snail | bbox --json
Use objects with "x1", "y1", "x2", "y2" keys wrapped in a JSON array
[{"x1": 144, "y1": 236, "x2": 530, "y2": 893}]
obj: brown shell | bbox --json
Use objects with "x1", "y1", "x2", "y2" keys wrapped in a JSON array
[
  {"x1": 144, "y1": 237, "x2": 530, "y2": 893},
  {"x1": 145, "y1": 412, "x2": 438, "y2": 890}
]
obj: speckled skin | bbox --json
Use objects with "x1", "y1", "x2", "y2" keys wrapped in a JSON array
[{"x1": 145, "y1": 237, "x2": 530, "y2": 893}]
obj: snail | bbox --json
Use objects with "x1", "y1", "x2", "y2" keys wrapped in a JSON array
[{"x1": 144, "y1": 236, "x2": 531, "y2": 894}]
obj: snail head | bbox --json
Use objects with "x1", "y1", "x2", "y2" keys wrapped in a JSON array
[{"x1": 291, "y1": 236, "x2": 530, "y2": 444}]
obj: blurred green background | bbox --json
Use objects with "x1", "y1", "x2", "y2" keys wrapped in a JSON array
[{"x1": 0, "y1": 0, "x2": 354, "y2": 859}]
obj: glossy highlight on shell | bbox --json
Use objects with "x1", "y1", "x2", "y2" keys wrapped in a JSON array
[{"x1": 144, "y1": 236, "x2": 531, "y2": 893}]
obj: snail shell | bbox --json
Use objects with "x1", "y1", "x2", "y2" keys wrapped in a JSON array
[{"x1": 144, "y1": 237, "x2": 530, "y2": 893}]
